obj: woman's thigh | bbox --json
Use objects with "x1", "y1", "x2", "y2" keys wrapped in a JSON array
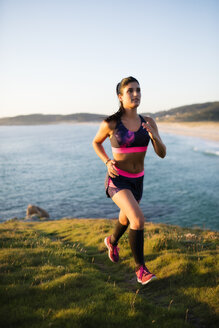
[{"x1": 112, "y1": 189, "x2": 145, "y2": 230}]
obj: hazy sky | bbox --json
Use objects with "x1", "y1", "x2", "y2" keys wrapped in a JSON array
[{"x1": 0, "y1": 0, "x2": 219, "y2": 118}]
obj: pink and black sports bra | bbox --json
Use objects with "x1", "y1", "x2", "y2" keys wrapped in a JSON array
[{"x1": 110, "y1": 115, "x2": 150, "y2": 154}]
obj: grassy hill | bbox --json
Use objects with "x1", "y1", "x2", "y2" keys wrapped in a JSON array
[
  {"x1": 0, "y1": 218, "x2": 218, "y2": 328},
  {"x1": 144, "y1": 102, "x2": 219, "y2": 122},
  {"x1": 0, "y1": 102, "x2": 218, "y2": 125},
  {"x1": 0, "y1": 113, "x2": 107, "y2": 125}
]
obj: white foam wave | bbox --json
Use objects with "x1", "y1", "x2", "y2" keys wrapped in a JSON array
[
  {"x1": 205, "y1": 150, "x2": 219, "y2": 156},
  {"x1": 193, "y1": 147, "x2": 219, "y2": 157}
]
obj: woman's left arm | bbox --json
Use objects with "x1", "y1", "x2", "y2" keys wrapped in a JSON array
[{"x1": 142, "y1": 117, "x2": 166, "y2": 158}]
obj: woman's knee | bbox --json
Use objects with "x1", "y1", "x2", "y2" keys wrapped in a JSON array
[
  {"x1": 119, "y1": 217, "x2": 129, "y2": 226},
  {"x1": 119, "y1": 210, "x2": 129, "y2": 226},
  {"x1": 129, "y1": 215, "x2": 145, "y2": 230}
]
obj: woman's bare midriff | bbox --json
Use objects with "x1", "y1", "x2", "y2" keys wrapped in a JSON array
[{"x1": 113, "y1": 152, "x2": 146, "y2": 173}]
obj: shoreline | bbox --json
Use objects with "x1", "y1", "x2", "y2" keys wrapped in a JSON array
[
  {"x1": 157, "y1": 121, "x2": 219, "y2": 142},
  {"x1": 1, "y1": 120, "x2": 218, "y2": 142}
]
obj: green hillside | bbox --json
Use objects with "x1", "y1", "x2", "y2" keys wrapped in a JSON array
[
  {"x1": 147, "y1": 102, "x2": 219, "y2": 122},
  {"x1": 0, "y1": 218, "x2": 218, "y2": 327},
  {"x1": 0, "y1": 113, "x2": 107, "y2": 125}
]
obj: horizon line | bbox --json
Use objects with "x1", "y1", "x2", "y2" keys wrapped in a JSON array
[{"x1": 0, "y1": 100, "x2": 218, "y2": 119}]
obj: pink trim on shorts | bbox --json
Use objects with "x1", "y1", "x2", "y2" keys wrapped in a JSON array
[
  {"x1": 108, "y1": 178, "x2": 117, "y2": 188},
  {"x1": 112, "y1": 146, "x2": 147, "y2": 153},
  {"x1": 115, "y1": 167, "x2": 144, "y2": 178}
]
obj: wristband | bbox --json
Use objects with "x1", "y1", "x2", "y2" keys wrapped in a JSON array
[{"x1": 105, "y1": 159, "x2": 111, "y2": 165}]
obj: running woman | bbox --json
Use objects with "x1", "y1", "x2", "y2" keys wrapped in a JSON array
[{"x1": 92, "y1": 77, "x2": 166, "y2": 285}]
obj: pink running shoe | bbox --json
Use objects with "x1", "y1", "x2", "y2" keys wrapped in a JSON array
[
  {"x1": 104, "y1": 236, "x2": 119, "y2": 263},
  {"x1": 136, "y1": 265, "x2": 157, "y2": 285}
]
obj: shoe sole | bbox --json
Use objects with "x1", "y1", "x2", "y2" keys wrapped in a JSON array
[
  {"x1": 104, "y1": 237, "x2": 118, "y2": 263},
  {"x1": 137, "y1": 275, "x2": 157, "y2": 285}
]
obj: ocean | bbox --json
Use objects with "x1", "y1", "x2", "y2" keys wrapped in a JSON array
[{"x1": 0, "y1": 124, "x2": 218, "y2": 231}]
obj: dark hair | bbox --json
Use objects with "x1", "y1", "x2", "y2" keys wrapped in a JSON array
[{"x1": 105, "y1": 76, "x2": 139, "y2": 123}]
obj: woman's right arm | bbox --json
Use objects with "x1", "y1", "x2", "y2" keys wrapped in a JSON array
[{"x1": 92, "y1": 120, "x2": 118, "y2": 177}]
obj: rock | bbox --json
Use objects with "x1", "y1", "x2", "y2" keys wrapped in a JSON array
[
  {"x1": 7, "y1": 217, "x2": 19, "y2": 222},
  {"x1": 26, "y1": 204, "x2": 50, "y2": 219}
]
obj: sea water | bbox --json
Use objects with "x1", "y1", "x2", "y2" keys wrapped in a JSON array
[{"x1": 0, "y1": 124, "x2": 218, "y2": 230}]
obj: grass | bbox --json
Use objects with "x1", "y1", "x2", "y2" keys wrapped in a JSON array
[{"x1": 0, "y1": 218, "x2": 218, "y2": 328}]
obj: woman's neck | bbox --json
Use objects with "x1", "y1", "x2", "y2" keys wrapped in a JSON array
[{"x1": 122, "y1": 108, "x2": 138, "y2": 119}]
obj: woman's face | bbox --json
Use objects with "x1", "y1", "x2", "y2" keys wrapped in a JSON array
[{"x1": 118, "y1": 82, "x2": 141, "y2": 110}]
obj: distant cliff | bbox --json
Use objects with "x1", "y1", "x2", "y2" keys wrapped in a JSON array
[{"x1": 0, "y1": 102, "x2": 218, "y2": 125}]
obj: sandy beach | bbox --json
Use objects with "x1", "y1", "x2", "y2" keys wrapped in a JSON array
[{"x1": 157, "y1": 121, "x2": 219, "y2": 142}]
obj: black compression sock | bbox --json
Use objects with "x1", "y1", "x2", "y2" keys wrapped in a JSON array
[
  {"x1": 129, "y1": 228, "x2": 145, "y2": 269},
  {"x1": 110, "y1": 221, "x2": 129, "y2": 246}
]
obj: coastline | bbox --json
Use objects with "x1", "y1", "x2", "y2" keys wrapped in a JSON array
[
  {"x1": 157, "y1": 121, "x2": 219, "y2": 142},
  {"x1": 1, "y1": 120, "x2": 219, "y2": 143}
]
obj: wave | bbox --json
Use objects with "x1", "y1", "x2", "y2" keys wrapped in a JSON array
[{"x1": 193, "y1": 147, "x2": 219, "y2": 157}]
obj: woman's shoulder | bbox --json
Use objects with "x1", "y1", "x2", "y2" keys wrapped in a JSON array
[
  {"x1": 97, "y1": 119, "x2": 117, "y2": 139},
  {"x1": 141, "y1": 115, "x2": 156, "y2": 126},
  {"x1": 102, "y1": 118, "x2": 117, "y2": 131}
]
